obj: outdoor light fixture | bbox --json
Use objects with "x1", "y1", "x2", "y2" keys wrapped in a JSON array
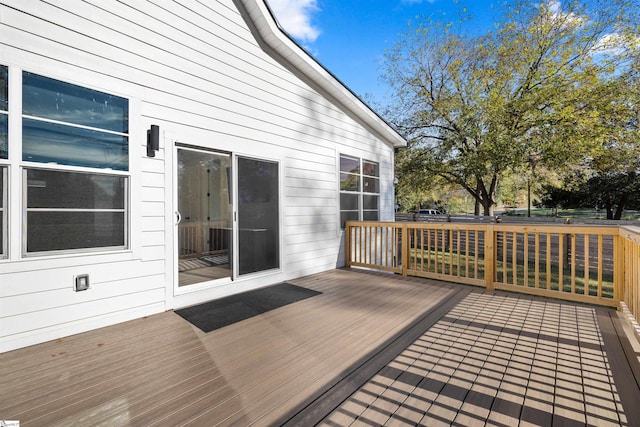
[
  {"x1": 147, "y1": 124, "x2": 160, "y2": 157},
  {"x1": 74, "y1": 274, "x2": 90, "y2": 292}
]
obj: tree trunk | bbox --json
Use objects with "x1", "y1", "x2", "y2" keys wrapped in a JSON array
[
  {"x1": 482, "y1": 200, "x2": 492, "y2": 216},
  {"x1": 614, "y1": 196, "x2": 627, "y2": 220},
  {"x1": 474, "y1": 181, "x2": 481, "y2": 215}
]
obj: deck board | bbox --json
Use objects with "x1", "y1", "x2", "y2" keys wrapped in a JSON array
[{"x1": 1, "y1": 268, "x2": 639, "y2": 426}]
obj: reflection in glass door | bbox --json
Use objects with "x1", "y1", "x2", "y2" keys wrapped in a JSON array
[
  {"x1": 177, "y1": 148, "x2": 232, "y2": 286},
  {"x1": 237, "y1": 157, "x2": 279, "y2": 275}
]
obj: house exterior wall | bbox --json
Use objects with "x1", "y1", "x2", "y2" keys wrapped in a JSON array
[{"x1": 0, "y1": 0, "x2": 398, "y2": 353}]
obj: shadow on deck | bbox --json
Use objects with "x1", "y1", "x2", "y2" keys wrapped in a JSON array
[{"x1": 1, "y1": 268, "x2": 639, "y2": 426}]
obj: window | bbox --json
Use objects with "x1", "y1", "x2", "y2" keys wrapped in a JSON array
[
  {"x1": 339, "y1": 154, "x2": 379, "y2": 228},
  {"x1": 1, "y1": 65, "x2": 7, "y2": 257},
  {"x1": 0, "y1": 167, "x2": 6, "y2": 258},
  {"x1": 0, "y1": 65, "x2": 7, "y2": 159},
  {"x1": 25, "y1": 169, "x2": 127, "y2": 253},
  {"x1": 21, "y1": 71, "x2": 129, "y2": 255},
  {"x1": 22, "y1": 72, "x2": 128, "y2": 170}
]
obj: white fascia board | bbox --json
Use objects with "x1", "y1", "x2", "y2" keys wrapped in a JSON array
[{"x1": 238, "y1": 0, "x2": 407, "y2": 149}]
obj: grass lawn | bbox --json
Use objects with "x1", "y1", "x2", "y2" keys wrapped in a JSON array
[
  {"x1": 409, "y1": 247, "x2": 615, "y2": 299},
  {"x1": 502, "y1": 207, "x2": 639, "y2": 220}
]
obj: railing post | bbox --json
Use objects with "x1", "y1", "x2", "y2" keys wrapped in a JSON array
[
  {"x1": 614, "y1": 233, "x2": 624, "y2": 307},
  {"x1": 402, "y1": 223, "x2": 409, "y2": 277},
  {"x1": 485, "y1": 224, "x2": 495, "y2": 290},
  {"x1": 345, "y1": 222, "x2": 351, "y2": 268}
]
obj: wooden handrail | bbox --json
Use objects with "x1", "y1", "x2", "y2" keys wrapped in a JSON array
[
  {"x1": 346, "y1": 220, "x2": 640, "y2": 341},
  {"x1": 346, "y1": 221, "x2": 638, "y2": 315},
  {"x1": 619, "y1": 226, "x2": 640, "y2": 339}
]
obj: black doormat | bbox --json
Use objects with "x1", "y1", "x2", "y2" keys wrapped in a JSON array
[{"x1": 175, "y1": 283, "x2": 322, "y2": 332}]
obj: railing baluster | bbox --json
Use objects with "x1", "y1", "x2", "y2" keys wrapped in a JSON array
[
  {"x1": 571, "y1": 234, "x2": 577, "y2": 294},
  {"x1": 535, "y1": 233, "x2": 540, "y2": 288},
  {"x1": 441, "y1": 229, "x2": 446, "y2": 274},
  {"x1": 546, "y1": 233, "x2": 551, "y2": 290},
  {"x1": 474, "y1": 230, "x2": 479, "y2": 279},
  {"x1": 598, "y1": 234, "x2": 603, "y2": 298},
  {"x1": 428, "y1": 227, "x2": 432, "y2": 272},
  {"x1": 449, "y1": 229, "x2": 454, "y2": 276},
  {"x1": 345, "y1": 221, "x2": 633, "y2": 313},
  {"x1": 512, "y1": 231, "x2": 518, "y2": 286},
  {"x1": 436, "y1": 227, "x2": 440, "y2": 273},
  {"x1": 524, "y1": 232, "x2": 529, "y2": 288},
  {"x1": 465, "y1": 230, "x2": 470, "y2": 279},
  {"x1": 558, "y1": 233, "x2": 564, "y2": 292},
  {"x1": 584, "y1": 234, "x2": 590, "y2": 296},
  {"x1": 502, "y1": 231, "x2": 508, "y2": 284},
  {"x1": 413, "y1": 228, "x2": 424, "y2": 270},
  {"x1": 485, "y1": 225, "x2": 495, "y2": 290},
  {"x1": 456, "y1": 229, "x2": 461, "y2": 277}
]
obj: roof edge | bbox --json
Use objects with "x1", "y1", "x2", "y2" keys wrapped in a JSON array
[{"x1": 236, "y1": 0, "x2": 407, "y2": 148}]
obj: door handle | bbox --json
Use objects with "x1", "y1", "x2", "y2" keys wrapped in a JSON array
[{"x1": 175, "y1": 211, "x2": 182, "y2": 225}]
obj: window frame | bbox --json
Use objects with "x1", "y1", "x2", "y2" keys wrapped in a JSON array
[
  {"x1": 339, "y1": 154, "x2": 380, "y2": 229},
  {"x1": 22, "y1": 166, "x2": 130, "y2": 257},
  {"x1": 0, "y1": 166, "x2": 6, "y2": 259},
  {"x1": 0, "y1": 63, "x2": 7, "y2": 160},
  {"x1": 6, "y1": 68, "x2": 132, "y2": 258},
  {"x1": 0, "y1": 64, "x2": 8, "y2": 258}
]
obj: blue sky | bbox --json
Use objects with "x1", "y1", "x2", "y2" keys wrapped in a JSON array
[{"x1": 268, "y1": 0, "x2": 500, "y2": 104}]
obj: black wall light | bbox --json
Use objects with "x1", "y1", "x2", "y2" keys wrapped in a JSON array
[{"x1": 147, "y1": 124, "x2": 160, "y2": 157}]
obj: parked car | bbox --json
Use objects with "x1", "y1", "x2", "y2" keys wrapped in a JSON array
[{"x1": 418, "y1": 209, "x2": 443, "y2": 215}]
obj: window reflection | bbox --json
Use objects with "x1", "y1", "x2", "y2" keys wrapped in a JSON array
[
  {"x1": 22, "y1": 72, "x2": 128, "y2": 133},
  {"x1": 23, "y1": 119, "x2": 128, "y2": 170},
  {"x1": 363, "y1": 161, "x2": 379, "y2": 177},
  {"x1": 18, "y1": 71, "x2": 130, "y2": 255},
  {"x1": 339, "y1": 154, "x2": 380, "y2": 229},
  {"x1": 1, "y1": 65, "x2": 6, "y2": 159},
  {"x1": 25, "y1": 169, "x2": 127, "y2": 254},
  {"x1": 340, "y1": 172, "x2": 360, "y2": 191},
  {"x1": 340, "y1": 155, "x2": 360, "y2": 174},
  {"x1": 0, "y1": 114, "x2": 7, "y2": 159},
  {"x1": 177, "y1": 149, "x2": 233, "y2": 286},
  {"x1": 0, "y1": 65, "x2": 7, "y2": 111},
  {"x1": 27, "y1": 169, "x2": 125, "y2": 209},
  {"x1": 27, "y1": 212, "x2": 125, "y2": 252}
]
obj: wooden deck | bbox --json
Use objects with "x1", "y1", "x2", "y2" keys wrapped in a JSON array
[{"x1": 1, "y1": 268, "x2": 639, "y2": 426}]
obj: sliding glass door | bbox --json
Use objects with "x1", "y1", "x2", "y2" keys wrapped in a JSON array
[
  {"x1": 177, "y1": 148, "x2": 232, "y2": 286},
  {"x1": 237, "y1": 157, "x2": 279, "y2": 275},
  {"x1": 176, "y1": 148, "x2": 280, "y2": 287}
]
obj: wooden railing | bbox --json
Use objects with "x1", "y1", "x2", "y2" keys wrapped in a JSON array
[
  {"x1": 179, "y1": 220, "x2": 230, "y2": 259},
  {"x1": 620, "y1": 226, "x2": 640, "y2": 338},
  {"x1": 346, "y1": 222, "x2": 640, "y2": 329}
]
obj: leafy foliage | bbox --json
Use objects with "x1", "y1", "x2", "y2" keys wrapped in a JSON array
[{"x1": 384, "y1": 0, "x2": 639, "y2": 215}]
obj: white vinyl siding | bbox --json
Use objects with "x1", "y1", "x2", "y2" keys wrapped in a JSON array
[{"x1": 0, "y1": 0, "x2": 397, "y2": 352}]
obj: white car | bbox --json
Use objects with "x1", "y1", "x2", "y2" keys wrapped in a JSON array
[{"x1": 418, "y1": 209, "x2": 442, "y2": 215}]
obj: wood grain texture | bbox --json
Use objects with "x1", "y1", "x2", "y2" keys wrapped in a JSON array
[{"x1": 1, "y1": 268, "x2": 638, "y2": 426}]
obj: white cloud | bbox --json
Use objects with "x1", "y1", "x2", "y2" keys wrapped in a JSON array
[
  {"x1": 591, "y1": 32, "x2": 640, "y2": 57},
  {"x1": 541, "y1": 0, "x2": 584, "y2": 27},
  {"x1": 267, "y1": 0, "x2": 321, "y2": 43},
  {"x1": 546, "y1": 0, "x2": 562, "y2": 15},
  {"x1": 542, "y1": 1, "x2": 638, "y2": 57}
]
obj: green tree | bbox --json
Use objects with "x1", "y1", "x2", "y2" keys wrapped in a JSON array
[{"x1": 384, "y1": 0, "x2": 639, "y2": 215}]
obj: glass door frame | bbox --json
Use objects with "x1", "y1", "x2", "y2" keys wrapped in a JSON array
[
  {"x1": 173, "y1": 144, "x2": 233, "y2": 294},
  {"x1": 235, "y1": 154, "x2": 281, "y2": 277},
  {"x1": 172, "y1": 143, "x2": 283, "y2": 295}
]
